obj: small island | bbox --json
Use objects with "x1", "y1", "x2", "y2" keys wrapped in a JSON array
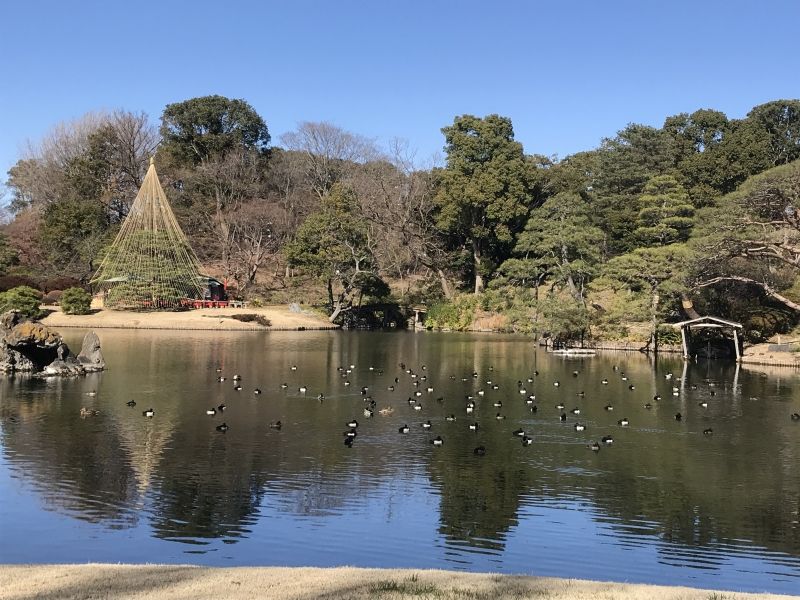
[{"x1": 0, "y1": 310, "x2": 104, "y2": 376}]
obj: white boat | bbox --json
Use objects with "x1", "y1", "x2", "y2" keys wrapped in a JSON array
[{"x1": 550, "y1": 348, "x2": 596, "y2": 356}]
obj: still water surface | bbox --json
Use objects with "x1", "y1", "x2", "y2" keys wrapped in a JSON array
[{"x1": 1, "y1": 330, "x2": 799, "y2": 593}]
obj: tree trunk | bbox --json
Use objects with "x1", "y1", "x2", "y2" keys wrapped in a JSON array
[
  {"x1": 417, "y1": 251, "x2": 454, "y2": 300},
  {"x1": 329, "y1": 303, "x2": 342, "y2": 323},
  {"x1": 566, "y1": 275, "x2": 578, "y2": 298},
  {"x1": 681, "y1": 294, "x2": 701, "y2": 319},
  {"x1": 650, "y1": 292, "x2": 660, "y2": 355},
  {"x1": 562, "y1": 243, "x2": 579, "y2": 300},
  {"x1": 329, "y1": 291, "x2": 352, "y2": 323},
  {"x1": 214, "y1": 189, "x2": 232, "y2": 280},
  {"x1": 247, "y1": 261, "x2": 258, "y2": 285},
  {"x1": 437, "y1": 269, "x2": 454, "y2": 300},
  {"x1": 473, "y1": 239, "x2": 484, "y2": 294},
  {"x1": 327, "y1": 278, "x2": 334, "y2": 313}
]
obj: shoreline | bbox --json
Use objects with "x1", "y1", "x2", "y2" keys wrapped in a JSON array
[
  {"x1": 0, "y1": 565, "x2": 795, "y2": 600},
  {"x1": 40, "y1": 306, "x2": 338, "y2": 332},
  {"x1": 36, "y1": 308, "x2": 800, "y2": 369}
]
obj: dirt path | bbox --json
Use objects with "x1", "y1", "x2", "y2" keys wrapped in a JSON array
[{"x1": 40, "y1": 306, "x2": 337, "y2": 331}]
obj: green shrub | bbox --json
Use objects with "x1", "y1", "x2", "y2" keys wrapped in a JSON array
[
  {"x1": 0, "y1": 286, "x2": 43, "y2": 318},
  {"x1": 106, "y1": 283, "x2": 150, "y2": 308},
  {"x1": 656, "y1": 324, "x2": 682, "y2": 345},
  {"x1": 426, "y1": 301, "x2": 457, "y2": 328},
  {"x1": 503, "y1": 304, "x2": 536, "y2": 333},
  {"x1": 60, "y1": 287, "x2": 92, "y2": 315},
  {"x1": 537, "y1": 295, "x2": 591, "y2": 342},
  {"x1": 425, "y1": 289, "x2": 543, "y2": 333},
  {"x1": 426, "y1": 295, "x2": 479, "y2": 330}
]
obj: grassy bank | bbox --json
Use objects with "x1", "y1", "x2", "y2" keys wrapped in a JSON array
[{"x1": 0, "y1": 565, "x2": 794, "y2": 600}]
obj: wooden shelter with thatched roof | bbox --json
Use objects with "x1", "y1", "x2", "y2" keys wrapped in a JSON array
[{"x1": 91, "y1": 159, "x2": 206, "y2": 310}]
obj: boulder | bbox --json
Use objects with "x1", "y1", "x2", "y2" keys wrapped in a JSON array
[
  {"x1": 0, "y1": 311, "x2": 105, "y2": 376},
  {"x1": 0, "y1": 310, "x2": 25, "y2": 333},
  {"x1": 0, "y1": 346, "x2": 37, "y2": 372},
  {"x1": 77, "y1": 332, "x2": 105, "y2": 372},
  {"x1": 6, "y1": 321, "x2": 62, "y2": 349},
  {"x1": 8, "y1": 322, "x2": 62, "y2": 370},
  {"x1": 38, "y1": 357, "x2": 85, "y2": 377}
]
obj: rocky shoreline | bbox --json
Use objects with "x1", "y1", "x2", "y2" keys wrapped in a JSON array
[{"x1": 0, "y1": 310, "x2": 105, "y2": 376}]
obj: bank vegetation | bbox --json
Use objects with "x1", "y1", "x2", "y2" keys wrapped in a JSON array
[{"x1": 3, "y1": 97, "x2": 800, "y2": 344}]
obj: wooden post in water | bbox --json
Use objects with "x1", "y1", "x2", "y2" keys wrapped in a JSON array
[
  {"x1": 733, "y1": 328, "x2": 740, "y2": 361},
  {"x1": 680, "y1": 325, "x2": 689, "y2": 359}
]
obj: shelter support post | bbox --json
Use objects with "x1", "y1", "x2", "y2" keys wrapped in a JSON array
[
  {"x1": 733, "y1": 328, "x2": 740, "y2": 361},
  {"x1": 680, "y1": 325, "x2": 689, "y2": 360}
]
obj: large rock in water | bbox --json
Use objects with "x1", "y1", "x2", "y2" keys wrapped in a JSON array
[
  {"x1": 0, "y1": 315, "x2": 62, "y2": 372},
  {"x1": 38, "y1": 331, "x2": 105, "y2": 376},
  {"x1": 0, "y1": 310, "x2": 105, "y2": 376},
  {"x1": 5, "y1": 321, "x2": 62, "y2": 349},
  {"x1": 0, "y1": 346, "x2": 38, "y2": 372},
  {"x1": 77, "y1": 331, "x2": 105, "y2": 372}
]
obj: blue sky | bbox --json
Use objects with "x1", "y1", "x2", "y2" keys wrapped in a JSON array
[{"x1": 1, "y1": 0, "x2": 799, "y2": 188}]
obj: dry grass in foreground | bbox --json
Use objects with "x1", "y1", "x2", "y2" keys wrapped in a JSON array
[{"x1": 0, "y1": 565, "x2": 795, "y2": 600}]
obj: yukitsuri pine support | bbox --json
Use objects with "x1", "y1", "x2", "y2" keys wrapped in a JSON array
[{"x1": 91, "y1": 159, "x2": 204, "y2": 310}]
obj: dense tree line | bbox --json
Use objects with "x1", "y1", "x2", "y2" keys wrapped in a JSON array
[{"x1": 3, "y1": 96, "x2": 800, "y2": 337}]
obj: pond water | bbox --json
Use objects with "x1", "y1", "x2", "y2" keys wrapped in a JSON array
[{"x1": 1, "y1": 330, "x2": 799, "y2": 594}]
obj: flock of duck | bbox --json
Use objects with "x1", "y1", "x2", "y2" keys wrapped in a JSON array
[{"x1": 87, "y1": 360, "x2": 800, "y2": 448}]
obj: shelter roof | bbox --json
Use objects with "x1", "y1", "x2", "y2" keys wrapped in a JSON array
[{"x1": 671, "y1": 316, "x2": 743, "y2": 329}]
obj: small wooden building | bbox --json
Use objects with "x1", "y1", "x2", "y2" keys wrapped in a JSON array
[
  {"x1": 198, "y1": 276, "x2": 227, "y2": 301},
  {"x1": 672, "y1": 316, "x2": 743, "y2": 360}
]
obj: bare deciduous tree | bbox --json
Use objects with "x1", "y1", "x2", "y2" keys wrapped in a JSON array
[
  {"x1": 7, "y1": 110, "x2": 158, "y2": 218},
  {"x1": 280, "y1": 121, "x2": 379, "y2": 199},
  {"x1": 191, "y1": 150, "x2": 267, "y2": 282},
  {"x1": 107, "y1": 110, "x2": 160, "y2": 187},
  {"x1": 2, "y1": 208, "x2": 46, "y2": 269},
  {"x1": 350, "y1": 140, "x2": 455, "y2": 298},
  {"x1": 228, "y1": 200, "x2": 283, "y2": 291},
  {"x1": 264, "y1": 149, "x2": 318, "y2": 250}
]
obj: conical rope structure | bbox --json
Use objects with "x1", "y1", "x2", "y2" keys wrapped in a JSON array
[{"x1": 91, "y1": 159, "x2": 205, "y2": 310}]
